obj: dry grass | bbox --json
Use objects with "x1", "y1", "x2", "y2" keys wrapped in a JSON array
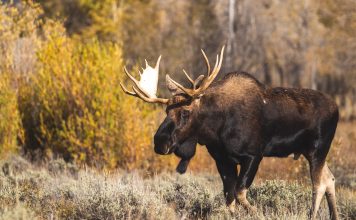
[{"x1": 0, "y1": 155, "x2": 355, "y2": 220}]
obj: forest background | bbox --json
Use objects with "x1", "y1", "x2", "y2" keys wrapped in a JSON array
[{"x1": 0, "y1": 0, "x2": 355, "y2": 174}]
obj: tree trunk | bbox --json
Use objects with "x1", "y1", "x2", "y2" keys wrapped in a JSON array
[{"x1": 226, "y1": 0, "x2": 236, "y2": 71}]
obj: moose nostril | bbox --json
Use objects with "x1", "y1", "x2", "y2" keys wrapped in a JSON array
[
  {"x1": 154, "y1": 144, "x2": 169, "y2": 155},
  {"x1": 154, "y1": 146, "x2": 161, "y2": 154}
]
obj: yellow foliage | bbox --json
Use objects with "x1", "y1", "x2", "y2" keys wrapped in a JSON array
[
  {"x1": 38, "y1": 0, "x2": 121, "y2": 42},
  {"x1": 118, "y1": 97, "x2": 173, "y2": 171},
  {"x1": 0, "y1": 1, "x2": 181, "y2": 170},
  {"x1": 19, "y1": 37, "x2": 124, "y2": 168},
  {"x1": 0, "y1": 73, "x2": 22, "y2": 158},
  {"x1": 0, "y1": 1, "x2": 41, "y2": 74},
  {"x1": 15, "y1": 33, "x2": 175, "y2": 170}
]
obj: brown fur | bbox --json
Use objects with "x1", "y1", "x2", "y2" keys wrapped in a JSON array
[{"x1": 154, "y1": 71, "x2": 339, "y2": 219}]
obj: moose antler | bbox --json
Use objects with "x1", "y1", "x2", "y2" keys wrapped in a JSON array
[
  {"x1": 167, "y1": 46, "x2": 225, "y2": 97},
  {"x1": 121, "y1": 46, "x2": 224, "y2": 103},
  {"x1": 120, "y1": 57, "x2": 169, "y2": 104}
]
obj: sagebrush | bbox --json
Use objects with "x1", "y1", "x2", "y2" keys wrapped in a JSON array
[{"x1": 0, "y1": 156, "x2": 355, "y2": 220}]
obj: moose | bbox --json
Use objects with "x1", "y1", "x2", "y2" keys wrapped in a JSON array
[{"x1": 120, "y1": 47, "x2": 339, "y2": 219}]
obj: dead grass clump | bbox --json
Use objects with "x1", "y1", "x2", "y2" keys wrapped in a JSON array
[
  {"x1": 0, "y1": 203, "x2": 38, "y2": 220},
  {"x1": 151, "y1": 174, "x2": 223, "y2": 218},
  {"x1": 47, "y1": 158, "x2": 79, "y2": 177},
  {"x1": 249, "y1": 180, "x2": 310, "y2": 213},
  {"x1": 1, "y1": 155, "x2": 31, "y2": 176}
]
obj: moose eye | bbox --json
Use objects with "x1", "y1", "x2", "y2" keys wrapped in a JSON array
[{"x1": 181, "y1": 110, "x2": 190, "y2": 119}]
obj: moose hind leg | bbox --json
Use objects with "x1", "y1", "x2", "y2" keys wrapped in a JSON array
[
  {"x1": 308, "y1": 114, "x2": 339, "y2": 219},
  {"x1": 309, "y1": 161, "x2": 338, "y2": 220},
  {"x1": 309, "y1": 161, "x2": 326, "y2": 220},
  {"x1": 236, "y1": 188, "x2": 257, "y2": 213},
  {"x1": 325, "y1": 164, "x2": 339, "y2": 220}
]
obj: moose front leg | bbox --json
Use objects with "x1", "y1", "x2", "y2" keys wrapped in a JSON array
[
  {"x1": 235, "y1": 155, "x2": 262, "y2": 213},
  {"x1": 215, "y1": 159, "x2": 238, "y2": 212}
]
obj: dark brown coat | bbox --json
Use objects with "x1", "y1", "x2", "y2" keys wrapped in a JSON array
[{"x1": 154, "y1": 72, "x2": 339, "y2": 219}]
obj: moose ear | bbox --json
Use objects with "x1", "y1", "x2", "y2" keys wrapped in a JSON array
[{"x1": 166, "y1": 74, "x2": 183, "y2": 95}]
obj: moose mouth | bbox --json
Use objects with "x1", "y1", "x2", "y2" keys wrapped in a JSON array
[{"x1": 154, "y1": 142, "x2": 177, "y2": 155}]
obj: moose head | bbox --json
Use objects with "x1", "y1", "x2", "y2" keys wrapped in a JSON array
[{"x1": 120, "y1": 47, "x2": 225, "y2": 171}]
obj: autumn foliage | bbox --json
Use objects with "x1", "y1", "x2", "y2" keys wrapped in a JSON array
[
  {"x1": 0, "y1": 2, "x2": 173, "y2": 169},
  {"x1": 0, "y1": 1, "x2": 355, "y2": 170}
]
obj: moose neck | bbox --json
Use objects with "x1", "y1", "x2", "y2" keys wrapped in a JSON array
[{"x1": 192, "y1": 72, "x2": 266, "y2": 147}]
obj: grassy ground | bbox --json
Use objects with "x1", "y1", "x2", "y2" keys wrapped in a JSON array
[{"x1": 0, "y1": 155, "x2": 355, "y2": 220}]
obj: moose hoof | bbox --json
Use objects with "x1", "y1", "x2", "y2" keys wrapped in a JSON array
[
  {"x1": 227, "y1": 200, "x2": 236, "y2": 213},
  {"x1": 246, "y1": 205, "x2": 257, "y2": 214},
  {"x1": 176, "y1": 159, "x2": 190, "y2": 174},
  {"x1": 239, "y1": 202, "x2": 257, "y2": 214}
]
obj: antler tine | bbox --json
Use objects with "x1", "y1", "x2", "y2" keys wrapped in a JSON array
[
  {"x1": 166, "y1": 46, "x2": 225, "y2": 98},
  {"x1": 123, "y1": 66, "x2": 151, "y2": 98},
  {"x1": 132, "y1": 86, "x2": 168, "y2": 104},
  {"x1": 210, "y1": 48, "x2": 224, "y2": 80},
  {"x1": 132, "y1": 86, "x2": 152, "y2": 102},
  {"x1": 183, "y1": 69, "x2": 194, "y2": 86},
  {"x1": 197, "y1": 46, "x2": 225, "y2": 92},
  {"x1": 201, "y1": 49, "x2": 211, "y2": 76},
  {"x1": 212, "y1": 54, "x2": 220, "y2": 75},
  {"x1": 155, "y1": 55, "x2": 162, "y2": 70},
  {"x1": 198, "y1": 54, "x2": 219, "y2": 91},
  {"x1": 166, "y1": 74, "x2": 195, "y2": 96},
  {"x1": 121, "y1": 82, "x2": 169, "y2": 104},
  {"x1": 120, "y1": 82, "x2": 139, "y2": 97},
  {"x1": 124, "y1": 66, "x2": 139, "y2": 85},
  {"x1": 121, "y1": 66, "x2": 169, "y2": 104},
  {"x1": 214, "y1": 46, "x2": 225, "y2": 76}
]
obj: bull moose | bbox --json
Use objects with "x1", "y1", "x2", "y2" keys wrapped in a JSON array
[{"x1": 120, "y1": 47, "x2": 339, "y2": 219}]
